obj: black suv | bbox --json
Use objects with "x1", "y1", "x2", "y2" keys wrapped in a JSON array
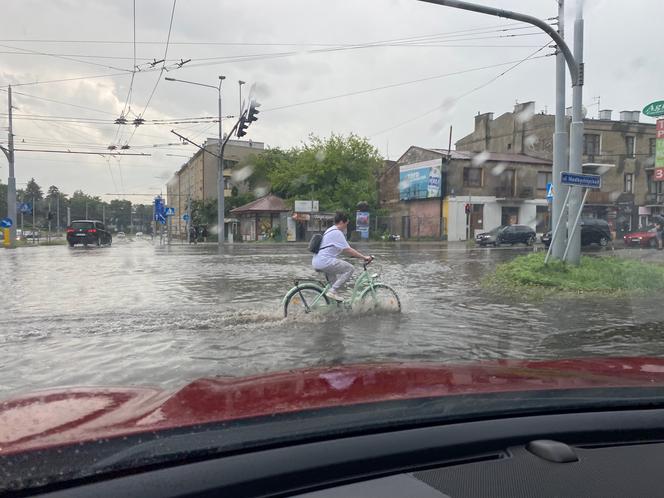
[
  {"x1": 541, "y1": 218, "x2": 612, "y2": 248},
  {"x1": 66, "y1": 220, "x2": 112, "y2": 247},
  {"x1": 476, "y1": 224, "x2": 536, "y2": 247}
]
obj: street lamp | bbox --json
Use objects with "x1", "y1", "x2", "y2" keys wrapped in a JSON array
[{"x1": 165, "y1": 75, "x2": 226, "y2": 247}]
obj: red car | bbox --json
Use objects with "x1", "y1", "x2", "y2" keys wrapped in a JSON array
[
  {"x1": 4, "y1": 359, "x2": 664, "y2": 497},
  {"x1": 623, "y1": 226, "x2": 658, "y2": 248}
]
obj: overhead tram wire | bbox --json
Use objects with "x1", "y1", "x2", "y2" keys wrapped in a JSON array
[{"x1": 370, "y1": 43, "x2": 553, "y2": 138}]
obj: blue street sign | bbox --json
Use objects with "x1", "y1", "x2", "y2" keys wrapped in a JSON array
[
  {"x1": 546, "y1": 183, "x2": 554, "y2": 203},
  {"x1": 182, "y1": 213, "x2": 190, "y2": 222},
  {"x1": 19, "y1": 202, "x2": 32, "y2": 214},
  {"x1": 0, "y1": 217, "x2": 12, "y2": 228},
  {"x1": 561, "y1": 172, "x2": 601, "y2": 189},
  {"x1": 164, "y1": 207, "x2": 175, "y2": 216},
  {"x1": 155, "y1": 213, "x2": 166, "y2": 224}
]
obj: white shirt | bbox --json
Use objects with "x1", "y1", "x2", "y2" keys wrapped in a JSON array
[{"x1": 312, "y1": 226, "x2": 350, "y2": 268}]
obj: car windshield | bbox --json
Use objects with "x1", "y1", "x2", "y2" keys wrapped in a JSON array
[{"x1": 2, "y1": 0, "x2": 664, "y2": 493}]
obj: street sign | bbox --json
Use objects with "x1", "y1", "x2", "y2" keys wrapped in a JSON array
[
  {"x1": 546, "y1": 183, "x2": 554, "y2": 202},
  {"x1": 0, "y1": 217, "x2": 13, "y2": 228},
  {"x1": 182, "y1": 213, "x2": 190, "y2": 222},
  {"x1": 164, "y1": 207, "x2": 175, "y2": 216},
  {"x1": 19, "y1": 202, "x2": 32, "y2": 214},
  {"x1": 561, "y1": 172, "x2": 601, "y2": 189},
  {"x1": 643, "y1": 100, "x2": 664, "y2": 118}
]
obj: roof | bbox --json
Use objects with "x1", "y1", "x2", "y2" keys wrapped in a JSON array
[
  {"x1": 230, "y1": 194, "x2": 290, "y2": 214},
  {"x1": 425, "y1": 148, "x2": 552, "y2": 165}
]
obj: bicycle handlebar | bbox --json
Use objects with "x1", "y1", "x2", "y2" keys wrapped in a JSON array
[{"x1": 363, "y1": 255, "x2": 375, "y2": 270}]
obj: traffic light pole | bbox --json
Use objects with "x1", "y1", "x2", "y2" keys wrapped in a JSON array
[{"x1": 417, "y1": 0, "x2": 584, "y2": 264}]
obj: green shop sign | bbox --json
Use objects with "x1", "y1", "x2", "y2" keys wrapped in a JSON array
[{"x1": 643, "y1": 100, "x2": 664, "y2": 117}]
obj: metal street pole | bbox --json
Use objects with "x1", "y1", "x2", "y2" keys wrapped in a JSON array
[
  {"x1": 1, "y1": 85, "x2": 17, "y2": 247},
  {"x1": 85, "y1": 201, "x2": 88, "y2": 219},
  {"x1": 102, "y1": 203, "x2": 106, "y2": 225},
  {"x1": 417, "y1": 0, "x2": 583, "y2": 263},
  {"x1": 32, "y1": 196, "x2": 35, "y2": 244},
  {"x1": 551, "y1": 0, "x2": 568, "y2": 260},
  {"x1": 566, "y1": 0, "x2": 585, "y2": 265},
  {"x1": 57, "y1": 196, "x2": 60, "y2": 232},
  {"x1": 165, "y1": 75, "x2": 226, "y2": 247},
  {"x1": 239, "y1": 80, "x2": 245, "y2": 115},
  {"x1": 217, "y1": 75, "x2": 226, "y2": 246},
  {"x1": 67, "y1": 206, "x2": 71, "y2": 226}
]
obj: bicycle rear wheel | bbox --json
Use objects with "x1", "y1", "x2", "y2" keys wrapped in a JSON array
[
  {"x1": 284, "y1": 284, "x2": 331, "y2": 318},
  {"x1": 357, "y1": 284, "x2": 401, "y2": 313}
]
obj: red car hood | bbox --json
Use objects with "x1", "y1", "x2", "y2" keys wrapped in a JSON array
[{"x1": 3, "y1": 357, "x2": 664, "y2": 456}]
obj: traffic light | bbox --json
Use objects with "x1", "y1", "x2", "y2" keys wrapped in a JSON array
[{"x1": 236, "y1": 98, "x2": 260, "y2": 138}]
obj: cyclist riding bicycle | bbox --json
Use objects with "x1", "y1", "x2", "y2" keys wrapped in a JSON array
[{"x1": 312, "y1": 212, "x2": 372, "y2": 301}]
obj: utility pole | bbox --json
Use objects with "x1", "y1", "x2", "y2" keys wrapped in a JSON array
[
  {"x1": 0, "y1": 85, "x2": 17, "y2": 247},
  {"x1": 48, "y1": 199, "x2": 52, "y2": 242},
  {"x1": 57, "y1": 196, "x2": 60, "y2": 232},
  {"x1": 32, "y1": 196, "x2": 35, "y2": 244},
  {"x1": 551, "y1": 0, "x2": 568, "y2": 260},
  {"x1": 102, "y1": 203, "x2": 106, "y2": 225},
  {"x1": 566, "y1": 0, "x2": 585, "y2": 265},
  {"x1": 218, "y1": 76, "x2": 226, "y2": 246},
  {"x1": 85, "y1": 201, "x2": 88, "y2": 219},
  {"x1": 67, "y1": 206, "x2": 71, "y2": 226},
  {"x1": 417, "y1": 0, "x2": 583, "y2": 263}
]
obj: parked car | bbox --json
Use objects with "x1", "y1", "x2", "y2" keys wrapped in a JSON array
[
  {"x1": 623, "y1": 226, "x2": 658, "y2": 248},
  {"x1": 476, "y1": 224, "x2": 536, "y2": 247},
  {"x1": 66, "y1": 220, "x2": 112, "y2": 247},
  {"x1": 542, "y1": 218, "x2": 612, "y2": 248}
]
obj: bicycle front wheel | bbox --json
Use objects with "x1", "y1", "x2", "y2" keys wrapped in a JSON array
[
  {"x1": 284, "y1": 284, "x2": 330, "y2": 318},
  {"x1": 358, "y1": 284, "x2": 401, "y2": 313}
]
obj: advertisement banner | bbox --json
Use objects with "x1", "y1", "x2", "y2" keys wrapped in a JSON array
[
  {"x1": 656, "y1": 120, "x2": 664, "y2": 180},
  {"x1": 356, "y1": 211, "x2": 370, "y2": 240},
  {"x1": 399, "y1": 159, "x2": 443, "y2": 200}
]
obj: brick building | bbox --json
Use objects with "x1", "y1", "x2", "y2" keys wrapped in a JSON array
[
  {"x1": 378, "y1": 146, "x2": 552, "y2": 241},
  {"x1": 456, "y1": 101, "x2": 658, "y2": 235}
]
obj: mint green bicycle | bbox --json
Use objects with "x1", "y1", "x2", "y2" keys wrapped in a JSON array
[{"x1": 282, "y1": 257, "x2": 401, "y2": 318}]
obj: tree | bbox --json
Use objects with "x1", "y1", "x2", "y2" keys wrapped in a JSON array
[
  {"x1": 25, "y1": 178, "x2": 43, "y2": 201},
  {"x1": 69, "y1": 190, "x2": 102, "y2": 221},
  {"x1": 108, "y1": 199, "x2": 132, "y2": 230},
  {"x1": 267, "y1": 134, "x2": 382, "y2": 213}
]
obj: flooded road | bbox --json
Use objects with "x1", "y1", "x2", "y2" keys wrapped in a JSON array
[{"x1": 2, "y1": 240, "x2": 663, "y2": 397}]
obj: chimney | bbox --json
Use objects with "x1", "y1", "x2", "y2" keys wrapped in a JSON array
[
  {"x1": 631, "y1": 110, "x2": 640, "y2": 122},
  {"x1": 598, "y1": 109, "x2": 612, "y2": 120},
  {"x1": 620, "y1": 110, "x2": 634, "y2": 122}
]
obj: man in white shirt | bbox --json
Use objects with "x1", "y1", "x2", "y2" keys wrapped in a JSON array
[{"x1": 312, "y1": 212, "x2": 372, "y2": 301}]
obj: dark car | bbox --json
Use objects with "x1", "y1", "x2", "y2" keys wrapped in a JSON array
[
  {"x1": 66, "y1": 220, "x2": 112, "y2": 247},
  {"x1": 476, "y1": 224, "x2": 536, "y2": 247},
  {"x1": 623, "y1": 226, "x2": 658, "y2": 248},
  {"x1": 542, "y1": 218, "x2": 612, "y2": 248}
]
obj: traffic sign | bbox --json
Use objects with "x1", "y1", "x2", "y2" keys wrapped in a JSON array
[
  {"x1": 561, "y1": 172, "x2": 601, "y2": 189},
  {"x1": 0, "y1": 217, "x2": 13, "y2": 228},
  {"x1": 546, "y1": 182, "x2": 554, "y2": 202},
  {"x1": 19, "y1": 202, "x2": 32, "y2": 214},
  {"x1": 182, "y1": 213, "x2": 190, "y2": 222},
  {"x1": 164, "y1": 207, "x2": 176, "y2": 216}
]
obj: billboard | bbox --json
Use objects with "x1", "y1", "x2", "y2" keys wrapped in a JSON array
[
  {"x1": 656, "y1": 119, "x2": 664, "y2": 180},
  {"x1": 399, "y1": 159, "x2": 443, "y2": 201}
]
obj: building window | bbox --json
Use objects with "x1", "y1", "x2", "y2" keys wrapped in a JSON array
[
  {"x1": 624, "y1": 173, "x2": 633, "y2": 193},
  {"x1": 625, "y1": 136, "x2": 635, "y2": 158},
  {"x1": 463, "y1": 167, "x2": 482, "y2": 187},
  {"x1": 650, "y1": 138, "x2": 657, "y2": 158},
  {"x1": 583, "y1": 134, "x2": 600, "y2": 157},
  {"x1": 537, "y1": 171, "x2": 552, "y2": 190}
]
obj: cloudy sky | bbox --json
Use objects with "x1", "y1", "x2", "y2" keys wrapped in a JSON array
[{"x1": 0, "y1": 0, "x2": 661, "y2": 203}]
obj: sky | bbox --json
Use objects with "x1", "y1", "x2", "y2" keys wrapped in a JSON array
[{"x1": 0, "y1": 0, "x2": 661, "y2": 204}]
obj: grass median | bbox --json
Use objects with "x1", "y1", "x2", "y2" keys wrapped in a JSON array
[{"x1": 484, "y1": 252, "x2": 664, "y2": 296}]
